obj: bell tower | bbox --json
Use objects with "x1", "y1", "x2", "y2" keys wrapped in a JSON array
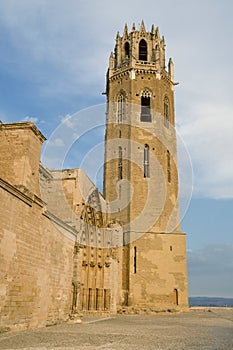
[{"x1": 104, "y1": 21, "x2": 188, "y2": 310}]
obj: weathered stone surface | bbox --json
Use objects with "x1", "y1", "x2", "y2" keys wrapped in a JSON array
[
  {"x1": 0, "y1": 22, "x2": 189, "y2": 332},
  {"x1": 104, "y1": 23, "x2": 188, "y2": 310}
]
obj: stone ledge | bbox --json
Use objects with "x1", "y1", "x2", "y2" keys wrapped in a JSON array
[
  {"x1": 0, "y1": 122, "x2": 46, "y2": 143},
  {"x1": 0, "y1": 178, "x2": 45, "y2": 208},
  {"x1": 0, "y1": 178, "x2": 33, "y2": 206}
]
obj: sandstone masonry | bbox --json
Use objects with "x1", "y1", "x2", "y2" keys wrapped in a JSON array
[{"x1": 0, "y1": 22, "x2": 188, "y2": 332}]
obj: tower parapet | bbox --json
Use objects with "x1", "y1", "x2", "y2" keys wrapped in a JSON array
[{"x1": 108, "y1": 21, "x2": 174, "y2": 84}]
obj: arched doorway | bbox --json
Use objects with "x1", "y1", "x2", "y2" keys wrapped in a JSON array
[{"x1": 173, "y1": 288, "x2": 178, "y2": 305}]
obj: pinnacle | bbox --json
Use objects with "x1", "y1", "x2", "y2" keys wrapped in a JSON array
[
  {"x1": 155, "y1": 26, "x2": 160, "y2": 38},
  {"x1": 139, "y1": 19, "x2": 146, "y2": 33},
  {"x1": 123, "y1": 23, "x2": 129, "y2": 37},
  {"x1": 151, "y1": 24, "x2": 155, "y2": 35}
]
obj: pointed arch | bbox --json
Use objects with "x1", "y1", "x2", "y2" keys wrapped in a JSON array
[
  {"x1": 139, "y1": 39, "x2": 147, "y2": 61},
  {"x1": 124, "y1": 41, "x2": 130, "y2": 58},
  {"x1": 140, "y1": 89, "x2": 151, "y2": 122}
]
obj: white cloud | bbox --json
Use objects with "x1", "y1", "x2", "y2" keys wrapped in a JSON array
[
  {"x1": 21, "y1": 116, "x2": 38, "y2": 123},
  {"x1": 178, "y1": 102, "x2": 233, "y2": 199},
  {"x1": 51, "y1": 138, "x2": 65, "y2": 147},
  {"x1": 60, "y1": 114, "x2": 75, "y2": 129}
]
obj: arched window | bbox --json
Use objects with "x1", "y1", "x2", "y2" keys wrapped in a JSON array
[
  {"x1": 117, "y1": 93, "x2": 125, "y2": 123},
  {"x1": 144, "y1": 144, "x2": 149, "y2": 178},
  {"x1": 124, "y1": 42, "x2": 130, "y2": 58},
  {"x1": 139, "y1": 39, "x2": 147, "y2": 61},
  {"x1": 141, "y1": 89, "x2": 151, "y2": 122},
  {"x1": 164, "y1": 96, "x2": 170, "y2": 128},
  {"x1": 173, "y1": 288, "x2": 178, "y2": 305},
  {"x1": 118, "y1": 146, "x2": 122, "y2": 180},
  {"x1": 167, "y1": 150, "x2": 171, "y2": 183}
]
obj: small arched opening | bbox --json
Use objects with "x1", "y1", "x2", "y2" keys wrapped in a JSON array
[
  {"x1": 124, "y1": 42, "x2": 130, "y2": 58},
  {"x1": 139, "y1": 39, "x2": 147, "y2": 61},
  {"x1": 173, "y1": 288, "x2": 179, "y2": 305},
  {"x1": 140, "y1": 89, "x2": 151, "y2": 122}
]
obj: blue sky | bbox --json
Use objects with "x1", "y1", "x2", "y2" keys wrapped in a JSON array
[{"x1": 0, "y1": 0, "x2": 232, "y2": 297}]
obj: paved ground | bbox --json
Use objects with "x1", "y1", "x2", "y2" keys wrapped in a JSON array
[{"x1": 0, "y1": 308, "x2": 232, "y2": 350}]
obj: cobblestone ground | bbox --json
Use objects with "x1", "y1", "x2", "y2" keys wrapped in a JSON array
[{"x1": 0, "y1": 309, "x2": 232, "y2": 350}]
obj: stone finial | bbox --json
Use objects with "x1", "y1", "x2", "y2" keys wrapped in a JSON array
[
  {"x1": 168, "y1": 57, "x2": 174, "y2": 81},
  {"x1": 116, "y1": 31, "x2": 120, "y2": 43},
  {"x1": 139, "y1": 20, "x2": 146, "y2": 34},
  {"x1": 151, "y1": 24, "x2": 155, "y2": 35},
  {"x1": 109, "y1": 52, "x2": 114, "y2": 71},
  {"x1": 123, "y1": 23, "x2": 129, "y2": 38},
  {"x1": 155, "y1": 26, "x2": 160, "y2": 39},
  {"x1": 161, "y1": 35, "x2": 166, "y2": 47}
]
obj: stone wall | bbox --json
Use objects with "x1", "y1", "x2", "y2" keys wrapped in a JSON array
[
  {"x1": 0, "y1": 123, "x2": 76, "y2": 331},
  {"x1": 40, "y1": 166, "x2": 123, "y2": 314},
  {"x1": 0, "y1": 121, "x2": 123, "y2": 332},
  {"x1": 0, "y1": 122, "x2": 46, "y2": 198},
  {"x1": 0, "y1": 179, "x2": 76, "y2": 331},
  {"x1": 128, "y1": 232, "x2": 188, "y2": 309}
]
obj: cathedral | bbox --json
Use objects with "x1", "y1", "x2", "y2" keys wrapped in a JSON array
[{"x1": 0, "y1": 22, "x2": 188, "y2": 331}]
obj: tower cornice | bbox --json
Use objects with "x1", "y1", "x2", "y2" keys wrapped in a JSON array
[{"x1": 109, "y1": 65, "x2": 175, "y2": 87}]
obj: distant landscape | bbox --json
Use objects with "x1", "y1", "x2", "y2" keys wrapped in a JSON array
[{"x1": 189, "y1": 296, "x2": 233, "y2": 307}]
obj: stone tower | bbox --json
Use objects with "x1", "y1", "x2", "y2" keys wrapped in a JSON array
[{"x1": 104, "y1": 21, "x2": 188, "y2": 310}]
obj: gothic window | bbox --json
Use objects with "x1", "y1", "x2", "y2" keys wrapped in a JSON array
[
  {"x1": 118, "y1": 146, "x2": 122, "y2": 180},
  {"x1": 139, "y1": 39, "x2": 147, "y2": 61},
  {"x1": 124, "y1": 42, "x2": 130, "y2": 58},
  {"x1": 117, "y1": 93, "x2": 125, "y2": 123},
  {"x1": 167, "y1": 150, "x2": 171, "y2": 183},
  {"x1": 140, "y1": 89, "x2": 151, "y2": 122},
  {"x1": 144, "y1": 144, "x2": 149, "y2": 178},
  {"x1": 164, "y1": 96, "x2": 170, "y2": 128}
]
